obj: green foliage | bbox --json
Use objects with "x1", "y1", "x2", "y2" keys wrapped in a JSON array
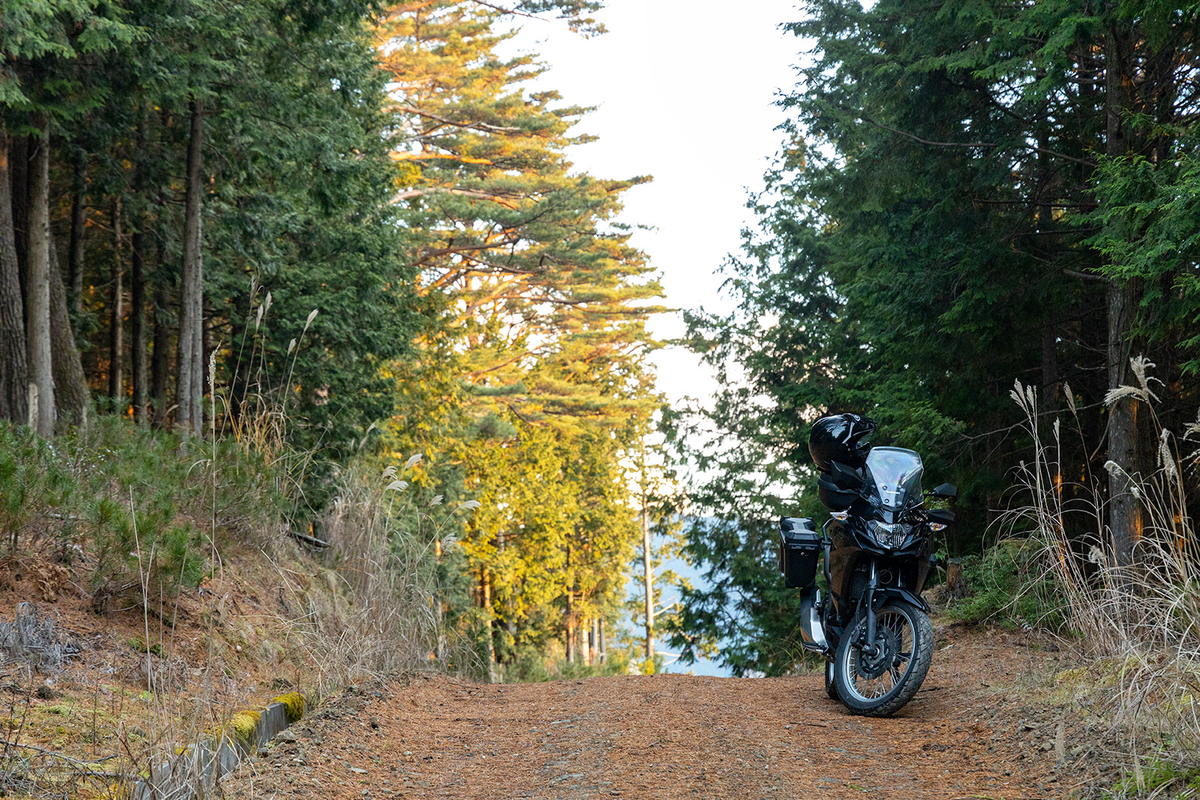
[
  {"x1": 1102, "y1": 756, "x2": 1200, "y2": 799},
  {"x1": 944, "y1": 541, "x2": 1067, "y2": 632},
  {"x1": 75, "y1": 416, "x2": 292, "y2": 604},
  {"x1": 501, "y1": 643, "x2": 629, "y2": 683},
  {"x1": 666, "y1": 515, "x2": 809, "y2": 677},
  {"x1": 0, "y1": 415, "x2": 291, "y2": 608},
  {"x1": 1088, "y1": 149, "x2": 1200, "y2": 376},
  {"x1": 127, "y1": 637, "x2": 165, "y2": 657},
  {"x1": 672, "y1": 0, "x2": 1200, "y2": 674},
  {"x1": 0, "y1": 424, "x2": 74, "y2": 552}
]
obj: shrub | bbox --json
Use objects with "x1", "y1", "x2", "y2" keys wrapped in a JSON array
[
  {"x1": 0, "y1": 424, "x2": 74, "y2": 553},
  {"x1": 947, "y1": 540, "x2": 1069, "y2": 631}
]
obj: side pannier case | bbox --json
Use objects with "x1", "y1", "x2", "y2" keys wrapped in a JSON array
[{"x1": 779, "y1": 516, "x2": 821, "y2": 589}]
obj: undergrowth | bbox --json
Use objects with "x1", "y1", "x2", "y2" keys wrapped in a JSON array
[
  {"x1": 0, "y1": 291, "x2": 475, "y2": 799},
  {"x1": 0, "y1": 416, "x2": 287, "y2": 613},
  {"x1": 982, "y1": 357, "x2": 1200, "y2": 798},
  {"x1": 502, "y1": 643, "x2": 631, "y2": 682},
  {"x1": 0, "y1": 419, "x2": 468, "y2": 797},
  {"x1": 945, "y1": 540, "x2": 1070, "y2": 631}
]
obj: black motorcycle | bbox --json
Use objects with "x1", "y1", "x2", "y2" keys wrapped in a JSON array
[{"x1": 779, "y1": 414, "x2": 956, "y2": 717}]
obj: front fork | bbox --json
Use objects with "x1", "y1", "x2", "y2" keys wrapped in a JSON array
[{"x1": 859, "y1": 560, "x2": 880, "y2": 657}]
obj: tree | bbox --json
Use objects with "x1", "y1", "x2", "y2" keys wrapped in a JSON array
[
  {"x1": 176, "y1": 97, "x2": 203, "y2": 435},
  {"x1": 673, "y1": 0, "x2": 1200, "y2": 670},
  {"x1": 0, "y1": 126, "x2": 24, "y2": 424},
  {"x1": 375, "y1": 0, "x2": 664, "y2": 672},
  {"x1": 26, "y1": 115, "x2": 53, "y2": 435},
  {"x1": 0, "y1": 0, "x2": 138, "y2": 430}
]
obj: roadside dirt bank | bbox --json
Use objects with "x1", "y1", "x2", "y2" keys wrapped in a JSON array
[{"x1": 220, "y1": 624, "x2": 1119, "y2": 800}]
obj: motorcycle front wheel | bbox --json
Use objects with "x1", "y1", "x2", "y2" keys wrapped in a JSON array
[{"x1": 833, "y1": 599, "x2": 933, "y2": 717}]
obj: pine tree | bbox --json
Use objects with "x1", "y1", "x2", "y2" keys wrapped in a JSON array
[{"x1": 375, "y1": 0, "x2": 664, "y2": 670}]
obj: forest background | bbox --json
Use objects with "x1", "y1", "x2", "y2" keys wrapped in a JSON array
[{"x1": 3, "y1": 0, "x2": 1200, "y2": 699}]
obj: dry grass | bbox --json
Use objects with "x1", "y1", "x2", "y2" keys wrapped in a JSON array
[
  {"x1": 276, "y1": 457, "x2": 477, "y2": 697},
  {"x1": 1004, "y1": 358, "x2": 1200, "y2": 787}
]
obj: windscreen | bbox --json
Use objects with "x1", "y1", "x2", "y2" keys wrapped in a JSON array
[{"x1": 864, "y1": 447, "x2": 924, "y2": 514}]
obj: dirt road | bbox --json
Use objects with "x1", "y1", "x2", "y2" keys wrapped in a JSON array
[{"x1": 221, "y1": 627, "x2": 1101, "y2": 799}]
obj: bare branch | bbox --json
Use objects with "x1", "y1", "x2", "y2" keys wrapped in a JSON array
[
  {"x1": 393, "y1": 186, "x2": 518, "y2": 209},
  {"x1": 859, "y1": 116, "x2": 1096, "y2": 167},
  {"x1": 1063, "y1": 268, "x2": 1110, "y2": 284},
  {"x1": 396, "y1": 105, "x2": 523, "y2": 135}
]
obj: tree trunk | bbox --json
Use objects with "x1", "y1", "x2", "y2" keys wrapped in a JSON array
[
  {"x1": 1042, "y1": 316, "x2": 1059, "y2": 416},
  {"x1": 67, "y1": 158, "x2": 86, "y2": 323},
  {"x1": 151, "y1": 278, "x2": 172, "y2": 427},
  {"x1": 176, "y1": 97, "x2": 204, "y2": 437},
  {"x1": 565, "y1": 562, "x2": 575, "y2": 665},
  {"x1": 481, "y1": 566, "x2": 497, "y2": 683},
  {"x1": 26, "y1": 117, "x2": 53, "y2": 437},
  {"x1": 946, "y1": 558, "x2": 969, "y2": 600},
  {"x1": 49, "y1": 235, "x2": 90, "y2": 428},
  {"x1": 0, "y1": 125, "x2": 28, "y2": 425},
  {"x1": 130, "y1": 110, "x2": 148, "y2": 425},
  {"x1": 589, "y1": 619, "x2": 598, "y2": 667},
  {"x1": 11, "y1": 134, "x2": 28, "y2": 297},
  {"x1": 642, "y1": 498, "x2": 654, "y2": 663},
  {"x1": 109, "y1": 199, "x2": 125, "y2": 410},
  {"x1": 131, "y1": 215, "x2": 147, "y2": 425},
  {"x1": 1107, "y1": 281, "x2": 1141, "y2": 566},
  {"x1": 1104, "y1": 19, "x2": 1143, "y2": 567}
]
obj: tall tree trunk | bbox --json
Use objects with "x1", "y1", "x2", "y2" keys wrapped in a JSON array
[
  {"x1": 131, "y1": 216, "x2": 147, "y2": 425},
  {"x1": 26, "y1": 117, "x2": 54, "y2": 437},
  {"x1": 1042, "y1": 316, "x2": 1059, "y2": 415},
  {"x1": 67, "y1": 157, "x2": 86, "y2": 323},
  {"x1": 11, "y1": 134, "x2": 28, "y2": 299},
  {"x1": 642, "y1": 496, "x2": 654, "y2": 663},
  {"x1": 482, "y1": 566, "x2": 497, "y2": 683},
  {"x1": 151, "y1": 278, "x2": 171, "y2": 427},
  {"x1": 49, "y1": 234, "x2": 90, "y2": 427},
  {"x1": 1104, "y1": 19, "x2": 1142, "y2": 567},
  {"x1": 565, "y1": 544, "x2": 575, "y2": 664},
  {"x1": 587, "y1": 619, "x2": 596, "y2": 667},
  {"x1": 0, "y1": 126, "x2": 27, "y2": 424},
  {"x1": 1036, "y1": 114, "x2": 1060, "y2": 418},
  {"x1": 177, "y1": 98, "x2": 204, "y2": 436},
  {"x1": 109, "y1": 199, "x2": 125, "y2": 410},
  {"x1": 130, "y1": 112, "x2": 148, "y2": 426}
]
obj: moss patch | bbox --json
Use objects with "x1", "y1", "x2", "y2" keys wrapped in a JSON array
[
  {"x1": 271, "y1": 691, "x2": 306, "y2": 723},
  {"x1": 224, "y1": 709, "x2": 262, "y2": 745}
]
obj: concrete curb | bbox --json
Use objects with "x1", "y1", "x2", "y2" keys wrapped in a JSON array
[{"x1": 109, "y1": 692, "x2": 307, "y2": 800}]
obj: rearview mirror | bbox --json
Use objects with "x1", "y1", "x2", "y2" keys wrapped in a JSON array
[
  {"x1": 931, "y1": 482, "x2": 957, "y2": 499},
  {"x1": 928, "y1": 508, "x2": 955, "y2": 525}
]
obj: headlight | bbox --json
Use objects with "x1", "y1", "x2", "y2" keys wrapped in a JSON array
[{"x1": 867, "y1": 521, "x2": 912, "y2": 548}]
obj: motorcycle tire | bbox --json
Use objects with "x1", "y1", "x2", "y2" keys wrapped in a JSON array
[
  {"x1": 824, "y1": 660, "x2": 840, "y2": 701},
  {"x1": 833, "y1": 599, "x2": 933, "y2": 717}
]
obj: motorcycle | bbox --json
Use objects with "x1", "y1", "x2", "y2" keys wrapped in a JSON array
[{"x1": 779, "y1": 413, "x2": 956, "y2": 717}]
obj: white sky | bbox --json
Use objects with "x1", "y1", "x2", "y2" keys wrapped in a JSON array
[
  {"x1": 502, "y1": 5, "x2": 806, "y2": 675},
  {"x1": 506, "y1": 0, "x2": 804, "y2": 410}
]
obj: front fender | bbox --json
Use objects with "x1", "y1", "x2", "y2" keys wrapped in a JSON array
[{"x1": 870, "y1": 586, "x2": 929, "y2": 614}]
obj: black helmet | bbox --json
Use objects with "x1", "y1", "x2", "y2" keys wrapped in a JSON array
[{"x1": 808, "y1": 413, "x2": 877, "y2": 473}]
